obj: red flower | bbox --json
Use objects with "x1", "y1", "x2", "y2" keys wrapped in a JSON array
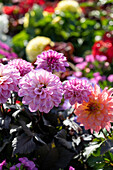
[
  {"x1": 44, "y1": 6, "x2": 55, "y2": 13},
  {"x1": 92, "y1": 40, "x2": 113, "y2": 63},
  {"x1": 3, "y1": 0, "x2": 45, "y2": 15},
  {"x1": 103, "y1": 31, "x2": 113, "y2": 44},
  {"x1": 3, "y1": 6, "x2": 18, "y2": 15}
]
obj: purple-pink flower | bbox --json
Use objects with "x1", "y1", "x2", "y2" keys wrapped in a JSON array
[
  {"x1": 0, "y1": 41, "x2": 10, "y2": 51},
  {"x1": 108, "y1": 74, "x2": 113, "y2": 82},
  {"x1": 18, "y1": 69, "x2": 63, "y2": 113},
  {"x1": 10, "y1": 157, "x2": 38, "y2": 170},
  {"x1": 19, "y1": 157, "x2": 38, "y2": 170},
  {"x1": 85, "y1": 54, "x2": 95, "y2": 63},
  {"x1": 0, "y1": 64, "x2": 20, "y2": 103},
  {"x1": 0, "y1": 41, "x2": 18, "y2": 63},
  {"x1": 63, "y1": 79, "x2": 92, "y2": 105},
  {"x1": 35, "y1": 50, "x2": 69, "y2": 72},
  {"x1": 95, "y1": 55, "x2": 107, "y2": 62},
  {"x1": 73, "y1": 56, "x2": 84, "y2": 63},
  {"x1": 69, "y1": 166, "x2": 75, "y2": 170},
  {"x1": 76, "y1": 62, "x2": 87, "y2": 70},
  {"x1": 8, "y1": 59, "x2": 34, "y2": 76},
  {"x1": 0, "y1": 160, "x2": 6, "y2": 170}
]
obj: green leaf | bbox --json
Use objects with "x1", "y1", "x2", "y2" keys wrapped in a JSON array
[{"x1": 12, "y1": 30, "x2": 29, "y2": 48}]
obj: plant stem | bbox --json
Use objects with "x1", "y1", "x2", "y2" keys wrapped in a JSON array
[{"x1": 101, "y1": 129, "x2": 108, "y2": 139}]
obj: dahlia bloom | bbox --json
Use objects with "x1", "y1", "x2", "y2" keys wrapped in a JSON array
[
  {"x1": 63, "y1": 79, "x2": 92, "y2": 105},
  {"x1": 74, "y1": 84, "x2": 113, "y2": 133},
  {"x1": 26, "y1": 36, "x2": 54, "y2": 62},
  {"x1": 0, "y1": 64, "x2": 20, "y2": 103},
  {"x1": 35, "y1": 50, "x2": 69, "y2": 72},
  {"x1": 8, "y1": 59, "x2": 34, "y2": 76},
  {"x1": 18, "y1": 69, "x2": 63, "y2": 113}
]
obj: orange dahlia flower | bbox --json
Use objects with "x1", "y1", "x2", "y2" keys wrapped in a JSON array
[{"x1": 74, "y1": 84, "x2": 113, "y2": 133}]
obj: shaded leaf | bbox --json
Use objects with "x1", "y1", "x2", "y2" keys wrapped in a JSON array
[
  {"x1": 54, "y1": 146, "x2": 75, "y2": 169},
  {"x1": 100, "y1": 139, "x2": 113, "y2": 155},
  {"x1": 12, "y1": 133, "x2": 36, "y2": 155},
  {"x1": 18, "y1": 119, "x2": 33, "y2": 137},
  {"x1": 55, "y1": 129, "x2": 73, "y2": 150},
  {"x1": 0, "y1": 116, "x2": 11, "y2": 129},
  {"x1": 41, "y1": 148, "x2": 59, "y2": 169}
]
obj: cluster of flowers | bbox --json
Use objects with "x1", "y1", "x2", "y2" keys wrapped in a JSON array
[
  {"x1": 0, "y1": 158, "x2": 75, "y2": 170},
  {"x1": 0, "y1": 157, "x2": 37, "y2": 170},
  {"x1": 1, "y1": 49, "x2": 113, "y2": 134},
  {"x1": 92, "y1": 31, "x2": 113, "y2": 63},
  {"x1": 73, "y1": 54, "x2": 107, "y2": 84}
]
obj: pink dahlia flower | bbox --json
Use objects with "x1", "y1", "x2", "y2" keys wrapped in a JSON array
[
  {"x1": 35, "y1": 50, "x2": 69, "y2": 72},
  {"x1": 18, "y1": 69, "x2": 63, "y2": 113},
  {"x1": 63, "y1": 79, "x2": 92, "y2": 105},
  {"x1": 74, "y1": 84, "x2": 113, "y2": 133},
  {"x1": 0, "y1": 64, "x2": 20, "y2": 103},
  {"x1": 8, "y1": 59, "x2": 34, "y2": 76}
]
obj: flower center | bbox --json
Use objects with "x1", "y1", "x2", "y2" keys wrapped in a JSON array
[
  {"x1": 47, "y1": 56, "x2": 58, "y2": 65},
  {"x1": 85, "y1": 102, "x2": 100, "y2": 114}
]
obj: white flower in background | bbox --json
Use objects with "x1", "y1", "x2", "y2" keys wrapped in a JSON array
[{"x1": 0, "y1": 14, "x2": 9, "y2": 35}]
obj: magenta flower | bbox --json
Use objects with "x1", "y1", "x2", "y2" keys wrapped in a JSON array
[
  {"x1": 0, "y1": 64, "x2": 20, "y2": 103},
  {"x1": 95, "y1": 55, "x2": 107, "y2": 62},
  {"x1": 73, "y1": 71, "x2": 82, "y2": 77},
  {"x1": 0, "y1": 41, "x2": 10, "y2": 51},
  {"x1": 18, "y1": 69, "x2": 63, "y2": 113},
  {"x1": 63, "y1": 79, "x2": 92, "y2": 105},
  {"x1": 93, "y1": 72, "x2": 100, "y2": 77},
  {"x1": 0, "y1": 41, "x2": 18, "y2": 63},
  {"x1": 10, "y1": 157, "x2": 38, "y2": 170},
  {"x1": 0, "y1": 160, "x2": 6, "y2": 170},
  {"x1": 69, "y1": 166, "x2": 75, "y2": 170},
  {"x1": 35, "y1": 50, "x2": 69, "y2": 72},
  {"x1": 108, "y1": 74, "x2": 113, "y2": 82},
  {"x1": 76, "y1": 62, "x2": 87, "y2": 70},
  {"x1": 19, "y1": 157, "x2": 38, "y2": 170},
  {"x1": 10, "y1": 163, "x2": 21, "y2": 170},
  {"x1": 8, "y1": 59, "x2": 34, "y2": 76},
  {"x1": 85, "y1": 54, "x2": 95, "y2": 63},
  {"x1": 73, "y1": 56, "x2": 84, "y2": 63}
]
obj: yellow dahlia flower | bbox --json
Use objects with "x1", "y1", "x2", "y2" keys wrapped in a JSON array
[
  {"x1": 26, "y1": 36, "x2": 54, "y2": 62},
  {"x1": 55, "y1": 0, "x2": 82, "y2": 14}
]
